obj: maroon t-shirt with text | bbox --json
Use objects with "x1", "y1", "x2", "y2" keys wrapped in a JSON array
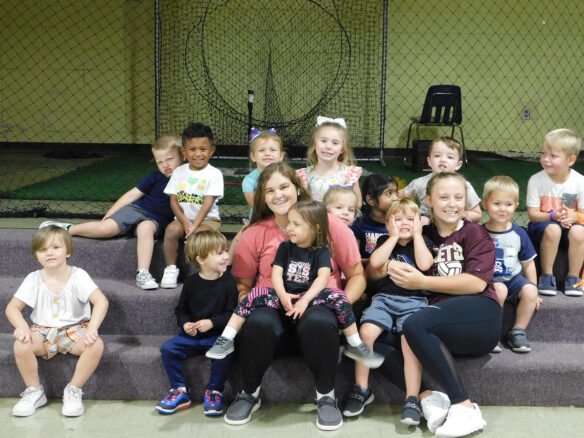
[{"x1": 423, "y1": 219, "x2": 498, "y2": 304}]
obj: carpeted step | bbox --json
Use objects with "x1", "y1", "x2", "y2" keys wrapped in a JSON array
[
  {"x1": 0, "y1": 277, "x2": 181, "y2": 335},
  {"x1": 3, "y1": 275, "x2": 584, "y2": 342},
  {"x1": 1, "y1": 334, "x2": 583, "y2": 407},
  {"x1": 0, "y1": 229, "x2": 196, "y2": 282}
]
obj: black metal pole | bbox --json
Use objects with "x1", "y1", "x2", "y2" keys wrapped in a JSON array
[
  {"x1": 155, "y1": 0, "x2": 160, "y2": 139},
  {"x1": 379, "y1": 0, "x2": 388, "y2": 166}
]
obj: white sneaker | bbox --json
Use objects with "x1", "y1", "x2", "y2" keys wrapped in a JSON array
[
  {"x1": 435, "y1": 403, "x2": 486, "y2": 438},
  {"x1": 160, "y1": 265, "x2": 180, "y2": 288},
  {"x1": 13, "y1": 386, "x2": 47, "y2": 417},
  {"x1": 420, "y1": 390, "x2": 450, "y2": 433},
  {"x1": 39, "y1": 220, "x2": 72, "y2": 230},
  {"x1": 136, "y1": 269, "x2": 159, "y2": 290},
  {"x1": 62, "y1": 384, "x2": 84, "y2": 417}
]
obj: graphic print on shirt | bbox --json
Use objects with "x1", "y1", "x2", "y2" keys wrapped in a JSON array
[
  {"x1": 286, "y1": 260, "x2": 311, "y2": 285},
  {"x1": 176, "y1": 176, "x2": 209, "y2": 205},
  {"x1": 492, "y1": 238, "x2": 516, "y2": 277},
  {"x1": 434, "y1": 242, "x2": 464, "y2": 277},
  {"x1": 365, "y1": 232, "x2": 386, "y2": 255}
]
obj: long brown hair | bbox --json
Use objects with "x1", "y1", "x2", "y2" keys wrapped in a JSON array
[
  {"x1": 248, "y1": 162, "x2": 312, "y2": 227},
  {"x1": 289, "y1": 200, "x2": 333, "y2": 254}
]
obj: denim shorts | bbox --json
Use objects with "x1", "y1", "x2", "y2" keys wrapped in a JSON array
[
  {"x1": 108, "y1": 204, "x2": 161, "y2": 237},
  {"x1": 361, "y1": 293, "x2": 428, "y2": 334},
  {"x1": 527, "y1": 220, "x2": 583, "y2": 250},
  {"x1": 499, "y1": 274, "x2": 536, "y2": 306}
]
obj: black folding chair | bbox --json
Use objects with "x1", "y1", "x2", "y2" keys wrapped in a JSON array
[{"x1": 406, "y1": 85, "x2": 466, "y2": 166}]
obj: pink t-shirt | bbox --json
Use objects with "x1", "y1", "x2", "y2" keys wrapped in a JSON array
[{"x1": 232, "y1": 213, "x2": 361, "y2": 289}]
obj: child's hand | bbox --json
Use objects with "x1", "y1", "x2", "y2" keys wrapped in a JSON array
[
  {"x1": 183, "y1": 222, "x2": 196, "y2": 239},
  {"x1": 558, "y1": 207, "x2": 575, "y2": 228},
  {"x1": 193, "y1": 319, "x2": 213, "y2": 333},
  {"x1": 286, "y1": 297, "x2": 309, "y2": 320},
  {"x1": 535, "y1": 296, "x2": 543, "y2": 310},
  {"x1": 84, "y1": 328, "x2": 99, "y2": 346},
  {"x1": 386, "y1": 215, "x2": 398, "y2": 237},
  {"x1": 279, "y1": 293, "x2": 297, "y2": 313},
  {"x1": 13, "y1": 327, "x2": 33, "y2": 344},
  {"x1": 413, "y1": 213, "x2": 423, "y2": 236},
  {"x1": 183, "y1": 322, "x2": 198, "y2": 336}
]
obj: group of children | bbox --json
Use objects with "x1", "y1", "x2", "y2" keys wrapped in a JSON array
[{"x1": 7, "y1": 116, "x2": 583, "y2": 435}]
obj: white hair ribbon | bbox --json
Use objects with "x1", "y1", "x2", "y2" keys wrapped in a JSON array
[{"x1": 316, "y1": 116, "x2": 347, "y2": 129}]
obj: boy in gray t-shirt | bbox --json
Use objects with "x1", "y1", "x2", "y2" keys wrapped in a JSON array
[{"x1": 398, "y1": 137, "x2": 482, "y2": 224}]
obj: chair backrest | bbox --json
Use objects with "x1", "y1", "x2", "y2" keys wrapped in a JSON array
[{"x1": 419, "y1": 85, "x2": 462, "y2": 125}]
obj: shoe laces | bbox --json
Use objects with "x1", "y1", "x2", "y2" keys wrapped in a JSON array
[
  {"x1": 206, "y1": 390, "x2": 222, "y2": 405},
  {"x1": 214, "y1": 336, "x2": 229, "y2": 347},
  {"x1": 234, "y1": 391, "x2": 256, "y2": 404},
  {"x1": 20, "y1": 387, "x2": 42, "y2": 401},
  {"x1": 349, "y1": 385, "x2": 369, "y2": 402},
  {"x1": 65, "y1": 386, "x2": 83, "y2": 401},
  {"x1": 317, "y1": 396, "x2": 337, "y2": 408},
  {"x1": 165, "y1": 388, "x2": 184, "y2": 402}
]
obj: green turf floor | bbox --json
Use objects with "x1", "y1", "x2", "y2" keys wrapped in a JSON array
[{"x1": 6, "y1": 154, "x2": 584, "y2": 212}]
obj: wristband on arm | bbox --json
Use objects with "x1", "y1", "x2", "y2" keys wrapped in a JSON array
[{"x1": 549, "y1": 209, "x2": 555, "y2": 221}]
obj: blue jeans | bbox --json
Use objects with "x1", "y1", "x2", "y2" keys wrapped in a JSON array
[{"x1": 160, "y1": 329, "x2": 233, "y2": 391}]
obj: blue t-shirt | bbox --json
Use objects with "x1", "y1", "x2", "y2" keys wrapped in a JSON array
[
  {"x1": 351, "y1": 215, "x2": 388, "y2": 258},
  {"x1": 242, "y1": 168, "x2": 260, "y2": 193},
  {"x1": 483, "y1": 223, "x2": 536, "y2": 282},
  {"x1": 133, "y1": 171, "x2": 174, "y2": 229},
  {"x1": 242, "y1": 168, "x2": 260, "y2": 218}
]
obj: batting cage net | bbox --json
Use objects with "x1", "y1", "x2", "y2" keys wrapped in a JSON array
[{"x1": 1, "y1": 0, "x2": 583, "y2": 221}]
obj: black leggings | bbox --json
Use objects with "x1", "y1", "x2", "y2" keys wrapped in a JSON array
[
  {"x1": 239, "y1": 305, "x2": 340, "y2": 394},
  {"x1": 401, "y1": 295, "x2": 501, "y2": 404}
]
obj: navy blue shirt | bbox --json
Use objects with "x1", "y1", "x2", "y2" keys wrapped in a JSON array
[
  {"x1": 133, "y1": 171, "x2": 174, "y2": 229},
  {"x1": 351, "y1": 216, "x2": 388, "y2": 258}
]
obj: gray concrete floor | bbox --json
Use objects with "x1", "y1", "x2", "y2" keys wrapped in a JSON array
[{"x1": 1, "y1": 399, "x2": 583, "y2": 437}]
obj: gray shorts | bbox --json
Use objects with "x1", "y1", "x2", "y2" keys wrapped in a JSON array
[
  {"x1": 361, "y1": 293, "x2": 428, "y2": 334},
  {"x1": 108, "y1": 204, "x2": 161, "y2": 237}
]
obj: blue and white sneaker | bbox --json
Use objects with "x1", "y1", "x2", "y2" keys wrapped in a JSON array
[
  {"x1": 537, "y1": 274, "x2": 557, "y2": 296},
  {"x1": 204, "y1": 389, "x2": 223, "y2": 416},
  {"x1": 155, "y1": 388, "x2": 191, "y2": 414},
  {"x1": 564, "y1": 276, "x2": 584, "y2": 297}
]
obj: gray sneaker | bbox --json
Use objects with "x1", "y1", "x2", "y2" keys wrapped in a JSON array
[
  {"x1": 507, "y1": 328, "x2": 531, "y2": 353},
  {"x1": 206, "y1": 336, "x2": 234, "y2": 359},
  {"x1": 564, "y1": 275, "x2": 584, "y2": 297},
  {"x1": 39, "y1": 220, "x2": 72, "y2": 230},
  {"x1": 538, "y1": 274, "x2": 557, "y2": 296},
  {"x1": 316, "y1": 396, "x2": 343, "y2": 431},
  {"x1": 343, "y1": 342, "x2": 385, "y2": 369},
  {"x1": 224, "y1": 391, "x2": 261, "y2": 425},
  {"x1": 342, "y1": 384, "x2": 374, "y2": 417}
]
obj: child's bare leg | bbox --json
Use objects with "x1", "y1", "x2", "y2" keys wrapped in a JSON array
[
  {"x1": 228, "y1": 228, "x2": 244, "y2": 265},
  {"x1": 567, "y1": 226, "x2": 584, "y2": 277},
  {"x1": 540, "y1": 224, "x2": 561, "y2": 275},
  {"x1": 163, "y1": 220, "x2": 184, "y2": 266},
  {"x1": 402, "y1": 335, "x2": 422, "y2": 398},
  {"x1": 514, "y1": 284, "x2": 539, "y2": 330},
  {"x1": 13, "y1": 334, "x2": 45, "y2": 387},
  {"x1": 68, "y1": 337, "x2": 104, "y2": 388},
  {"x1": 68, "y1": 218, "x2": 121, "y2": 239},
  {"x1": 226, "y1": 313, "x2": 246, "y2": 332},
  {"x1": 494, "y1": 282, "x2": 508, "y2": 307},
  {"x1": 136, "y1": 220, "x2": 157, "y2": 271},
  {"x1": 354, "y1": 323, "x2": 383, "y2": 388}
]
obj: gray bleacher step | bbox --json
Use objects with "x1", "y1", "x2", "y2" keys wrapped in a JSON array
[
  {"x1": 0, "y1": 229, "x2": 196, "y2": 282},
  {"x1": 1, "y1": 334, "x2": 583, "y2": 406},
  {"x1": 3, "y1": 275, "x2": 584, "y2": 342},
  {"x1": 0, "y1": 277, "x2": 182, "y2": 335}
]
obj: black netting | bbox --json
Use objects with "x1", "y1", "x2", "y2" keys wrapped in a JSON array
[
  {"x1": 1, "y1": 0, "x2": 583, "y2": 220},
  {"x1": 159, "y1": 0, "x2": 384, "y2": 157}
]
